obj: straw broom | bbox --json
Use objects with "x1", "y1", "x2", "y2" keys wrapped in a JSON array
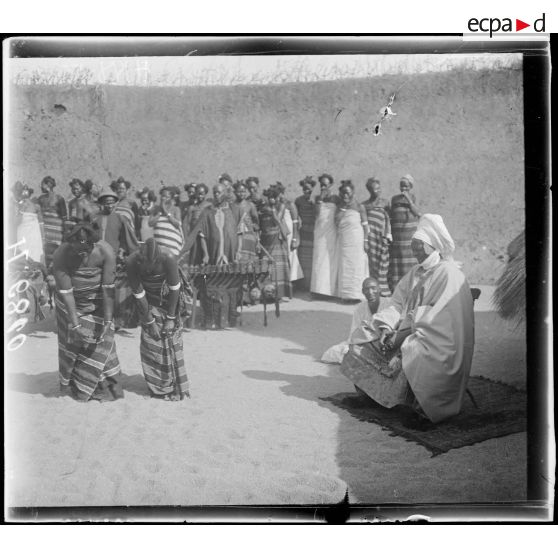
[{"x1": 492, "y1": 231, "x2": 525, "y2": 323}]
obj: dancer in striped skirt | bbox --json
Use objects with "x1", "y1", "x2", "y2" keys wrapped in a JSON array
[
  {"x1": 37, "y1": 176, "x2": 67, "y2": 269},
  {"x1": 127, "y1": 238, "x2": 189, "y2": 400},
  {"x1": 388, "y1": 174, "x2": 421, "y2": 292},
  {"x1": 363, "y1": 177, "x2": 392, "y2": 297},
  {"x1": 52, "y1": 221, "x2": 123, "y2": 402},
  {"x1": 151, "y1": 186, "x2": 184, "y2": 257}
]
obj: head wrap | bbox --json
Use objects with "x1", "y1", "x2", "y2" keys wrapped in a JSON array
[
  {"x1": 400, "y1": 174, "x2": 414, "y2": 186},
  {"x1": 412, "y1": 214, "x2": 455, "y2": 260}
]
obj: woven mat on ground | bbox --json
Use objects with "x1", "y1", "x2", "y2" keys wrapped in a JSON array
[{"x1": 321, "y1": 376, "x2": 526, "y2": 456}]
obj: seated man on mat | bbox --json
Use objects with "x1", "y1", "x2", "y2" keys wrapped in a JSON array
[
  {"x1": 321, "y1": 276, "x2": 382, "y2": 364},
  {"x1": 339, "y1": 214, "x2": 475, "y2": 428}
]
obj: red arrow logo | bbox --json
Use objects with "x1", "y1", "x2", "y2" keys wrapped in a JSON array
[{"x1": 516, "y1": 19, "x2": 530, "y2": 31}]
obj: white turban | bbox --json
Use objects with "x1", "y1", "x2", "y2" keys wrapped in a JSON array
[{"x1": 412, "y1": 214, "x2": 455, "y2": 259}]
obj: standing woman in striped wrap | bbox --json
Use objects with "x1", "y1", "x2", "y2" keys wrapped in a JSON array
[
  {"x1": 150, "y1": 186, "x2": 184, "y2": 257},
  {"x1": 110, "y1": 176, "x2": 138, "y2": 230},
  {"x1": 363, "y1": 177, "x2": 392, "y2": 297},
  {"x1": 37, "y1": 176, "x2": 67, "y2": 269},
  {"x1": 294, "y1": 176, "x2": 317, "y2": 291},
  {"x1": 231, "y1": 180, "x2": 260, "y2": 261},
  {"x1": 52, "y1": 221, "x2": 122, "y2": 402},
  {"x1": 258, "y1": 186, "x2": 291, "y2": 300},
  {"x1": 110, "y1": 177, "x2": 139, "y2": 229},
  {"x1": 127, "y1": 238, "x2": 189, "y2": 401},
  {"x1": 388, "y1": 174, "x2": 421, "y2": 292}
]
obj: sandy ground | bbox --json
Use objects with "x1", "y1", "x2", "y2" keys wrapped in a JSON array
[{"x1": 5, "y1": 286, "x2": 526, "y2": 508}]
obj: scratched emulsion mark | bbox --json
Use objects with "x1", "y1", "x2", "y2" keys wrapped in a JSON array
[{"x1": 371, "y1": 93, "x2": 397, "y2": 137}]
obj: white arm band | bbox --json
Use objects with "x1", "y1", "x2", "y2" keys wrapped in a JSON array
[
  {"x1": 102, "y1": 283, "x2": 115, "y2": 288},
  {"x1": 168, "y1": 283, "x2": 181, "y2": 291},
  {"x1": 58, "y1": 287, "x2": 73, "y2": 294},
  {"x1": 133, "y1": 290, "x2": 146, "y2": 299}
]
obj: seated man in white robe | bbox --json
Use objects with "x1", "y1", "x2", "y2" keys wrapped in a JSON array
[
  {"x1": 321, "y1": 276, "x2": 382, "y2": 364},
  {"x1": 339, "y1": 214, "x2": 475, "y2": 428}
]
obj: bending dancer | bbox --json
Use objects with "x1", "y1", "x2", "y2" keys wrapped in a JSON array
[
  {"x1": 340, "y1": 214, "x2": 474, "y2": 427},
  {"x1": 52, "y1": 221, "x2": 122, "y2": 402},
  {"x1": 127, "y1": 238, "x2": 190, "y2": 401}
]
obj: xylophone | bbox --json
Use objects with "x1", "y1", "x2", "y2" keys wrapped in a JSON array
[{"x1": 180, "y1": 257, "x2": 280, "y2": 329}]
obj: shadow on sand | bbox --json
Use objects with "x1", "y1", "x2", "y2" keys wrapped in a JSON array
[{"x1": 241, "y1": 305, "x2": 527, "y2": 503}]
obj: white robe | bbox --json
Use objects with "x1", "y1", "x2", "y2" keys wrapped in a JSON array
[
  {"x1": 373, "y1": 259, "x2": 475, "y2": 423},
  {"x1": 310, "y1": 201, "x2": 338, "y2": 296},
  {"x1": 321, "y1": 301, "x2": 380, "y2": 363}
]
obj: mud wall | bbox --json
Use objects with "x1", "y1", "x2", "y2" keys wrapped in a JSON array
[{"x1": 8, "y1": 67, "x2": 524, "y2": 283}]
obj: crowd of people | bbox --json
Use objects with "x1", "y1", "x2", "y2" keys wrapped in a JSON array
[
  {"x1": 10, "y1": 172, "x2": 422, "y2": 304},
  {"x1": 9, "y1": 171, "x2": 477, "y2": 428}
]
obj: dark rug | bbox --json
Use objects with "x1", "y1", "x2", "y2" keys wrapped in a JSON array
[{"x1": 320, "y1": 376, "x2": 526, "y2": 456}]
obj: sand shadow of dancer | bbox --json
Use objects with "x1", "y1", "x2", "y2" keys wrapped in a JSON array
[
  {"x1": 7, "y1": 369, "x2": 152, "y2": 399},
  {"x1": 239, "y1": 308, "x2": 353, "y2": 360},
  {"x1": 243, "y1": 367, "x2": 346, "y2": 403}
]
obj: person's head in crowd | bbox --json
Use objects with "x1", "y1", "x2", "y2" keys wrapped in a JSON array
[
  {"x1": 212, "y1": 183, "x2": 227, "y2": 205},
  {"x1": 41, "y1": 176, "x2": 56, "y2": 194},
  {"x1": 97, "y1": 187, "x2": 118, "y2": 215},
  {"x1": 136, "y1": 187, "x2": 157, "y2": 209},
  {"x1": 399, "y1": 174, "x2": 414, "y2": 194},
  {"x1": 246, "y1": 177, "x2": 260, "y2": 200},
  {"x1": 110, "y1": 177, "x2": 131, "y2": 201},
  {"x1": 270, "y1": 182, "x2": 286, "y2": 203},
  {"x1": 365, "y1": 177, "x2": 381, "y2": 199},
  {"x1": 218, "y1": 173, "x2": 233, "y2": 189},
  {"x1": 65, "y1": 221, "x2": 100, "y2": 258},
  {"x1": 263, "y1": 186, "x2": 280, "y2": 207},
  {"x1": 318, "y1": 173, "x2": 334, "y2": 197},
  {"x1": 159, "y1": 186, "x2": 174, "y2": 207},
  {"x1": 184, "y1": 183, "x2": 197, "y2": 202},
  {"x1": 84, "y1": 180, "x2": 101, "y2": 200},
  {"x1": 69, "y1": 178, "x2": 85, "y2": 199},
  {"x1": 13, "y1": 181, "x2": 33, "y2": 201},
  {"x1": 299, "y1": 176, "x2": 316, "y2": 201},
  {"x1": 233, "y1": 180, "x2": 249, "y2": 202},
  {"x1": 361, "y1": 276, "x2": 380, "y2": 312},
  {"x1": 195, "y1": 183, "x2": 209, "y2": 204},
  {"x1": 339, "y1": 180, "x2": 355, "y2": 206}
]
